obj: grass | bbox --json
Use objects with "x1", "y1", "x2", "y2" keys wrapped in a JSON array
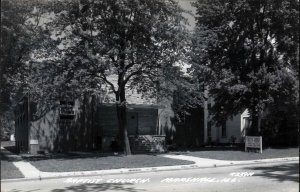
[
  {"x1": 28, "y1": 154, "x2": 194, "y2": 172},
  {"x1": 177, "y1": 147, "x2": 299, "y2": 161},
  {"x1": 1, "y1": 160, "x2": 24, "y2": 179},
  {"x1": 1, "y1": 148, "x2": 24, "y2": 180}
]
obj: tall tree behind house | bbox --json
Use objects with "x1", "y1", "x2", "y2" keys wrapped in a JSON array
[{"x1": 191, "y1": 0, "x2": 299, "y2": 135}]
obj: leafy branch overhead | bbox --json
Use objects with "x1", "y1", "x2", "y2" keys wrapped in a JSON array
[
  {"x1": 38, "y1": 0, "x2": 189, "y2": 99},
  {"x1": 191, "y1": 0, "x2": 299, "y2": 132}
]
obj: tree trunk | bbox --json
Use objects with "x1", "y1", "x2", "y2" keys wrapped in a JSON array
[
  {"x1": 257, "y1": 111, "x2": 262, "y2": 135},
  {"x1": 115, "y1": 26, "x2": 131, "y2": 155},
  {"x1": 115, "y1": 87, "x2": 132, "y2": 155},
  {"x1": 250, "y1": 108, "x2": 262, "y2": 136}
]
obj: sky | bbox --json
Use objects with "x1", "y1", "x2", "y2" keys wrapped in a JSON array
[{"x1": 177, "y1": 0, "x2": 197, "y2": 30}]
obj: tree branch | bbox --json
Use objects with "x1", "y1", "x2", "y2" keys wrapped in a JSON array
[
  {"x1": 124, "y1": 69, "x2": 141, "y2": 84},
  {"x1": 98, "y1": 74, "x2": 117, "y2": 94}
]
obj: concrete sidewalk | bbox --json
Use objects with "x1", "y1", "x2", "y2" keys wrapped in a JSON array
[
  {"x1": 1, "y1": 152, "x2": 298, "y2": 182},
  {"x1": 162, "y1": 154, "x2": 299, "y2": 167}
]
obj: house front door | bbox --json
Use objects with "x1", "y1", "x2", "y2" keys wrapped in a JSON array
[{"x1": 127, "y1": 112, "x2": 138, "y2": 135}]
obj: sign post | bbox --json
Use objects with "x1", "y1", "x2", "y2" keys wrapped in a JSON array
[{"x1": 245, "y1": 136, "x2": 262, "y2": 153}]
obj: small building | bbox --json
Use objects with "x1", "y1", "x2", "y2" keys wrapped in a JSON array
[{"x1": 15, "y1": 91, "x2": 165, "y2": 154}]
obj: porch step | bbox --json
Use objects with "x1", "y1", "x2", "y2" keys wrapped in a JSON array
[{"x1": 129, "y1": 135, "x2": 166, "y2": 154}]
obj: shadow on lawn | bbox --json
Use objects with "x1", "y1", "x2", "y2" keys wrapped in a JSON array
[
  {"x1": 170, "y1": 146, "x2": 245, "y2": 152},
  {"x1": 2, "y1": 139, "x2": 130, "y2": 162},
  {"x1": 245, "y1": 162, "x2": 299, "y2": 183},
  {"x1": 3, "y1": 145, "x2": 127, "y2": 161},
  {"x1": 3, "y1": 145, "x2": 161, "y2": 162},
  {"x1": 4, "y1": 146, "x2": 19, "y2": 154},
  {"x1": 1, "y1": 148, "x2": 22, "y2": 162},
  {"x1": 51, "y1": 183, "x2": 144, "y2": 192}
]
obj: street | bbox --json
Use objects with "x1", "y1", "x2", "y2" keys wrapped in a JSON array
[{"x1": 1, "y1": 161, "x2": 298, "y2": 192}]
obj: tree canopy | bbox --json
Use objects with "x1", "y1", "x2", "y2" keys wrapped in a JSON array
[
  {"x1": 0, "y1": 0, "x2": 48, "y2": 138},
  {"x1": 31, "y1": 0, "x2": 190, "y2": 154},
  {"x1": 191, "y1": 0, "x2": 299, "y2": 134}
]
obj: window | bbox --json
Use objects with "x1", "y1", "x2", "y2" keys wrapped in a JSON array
[
  {"x1": 243, "y1": 117, "x2": 252, "y2": 136},
  {"x1": 244, "y1": 118, "x2": 251, "y2": 129},
  {"x1": 221, "y1": 121, "x2": 227, "y2": 137}
]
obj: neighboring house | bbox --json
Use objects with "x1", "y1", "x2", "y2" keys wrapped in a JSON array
[
  {"x1": 159, "y1": 96, "x2": 251, "y2": 149},
  {"x1": 206, "y1": 105, "x2": 251, "y2": 145}
]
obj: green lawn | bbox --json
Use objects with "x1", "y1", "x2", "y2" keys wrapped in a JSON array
[
  {"x1": 1, "y1": 148, "x2": 24, "y2": 180},
  {"x1": 182, "y1": 147, "x2": 299, "y2": 161},
  {"x1": 28, "y1": 154, "x2": 193, "y2": 172}
]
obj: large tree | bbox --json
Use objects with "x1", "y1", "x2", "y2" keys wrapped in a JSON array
[
  {"x1": 0, "y1": 0, "x2": 47, "y2": 139},
  {"x1": 191, "y1": 0, "x2": 299, "y2": 135},
  {"x1": 37, "y1": 0, "x2": 189, "y2": 154}
]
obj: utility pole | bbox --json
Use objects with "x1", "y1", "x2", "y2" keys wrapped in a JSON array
[
  {"x1": 203, "y1": 85, "x2": 208, "y2": 144},
  {"x1": 27, "y1": 92, "x2": 30, "y2": 153}
]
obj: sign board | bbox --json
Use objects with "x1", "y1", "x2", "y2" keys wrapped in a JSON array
[{"x1": 245, "y1": 136, "x2": 262, "y2": 153}]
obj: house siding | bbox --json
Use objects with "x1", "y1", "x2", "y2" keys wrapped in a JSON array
[
  {"x1": 98, "y1": 104, "x2": 158, "y2": 137},
  {"x1": 16, "y1": 98, "x2": 159, "y2": 154},
  {"x1": 30, "y1": 109, "x2": 59, "y2": 153}
]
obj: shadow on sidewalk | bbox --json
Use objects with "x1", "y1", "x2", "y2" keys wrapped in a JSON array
[
  {"x1": 244, "y1": 162, "x2": 299, "y2": 183},
  {"x1": 50, "y1": 183, "x2": 144, "y2": 192},
  {"x1": 6, "y1": 183, "x2": 144, "y2": 192}
]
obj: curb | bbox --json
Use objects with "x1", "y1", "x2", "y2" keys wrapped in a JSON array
[{"x1": 1, "y1": 157, "x2": 298, "y2": 183}]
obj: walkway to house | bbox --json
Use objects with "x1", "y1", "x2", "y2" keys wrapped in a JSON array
[{"x1": 162, "y1": 154, "x2": 299, "y2": 167}]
